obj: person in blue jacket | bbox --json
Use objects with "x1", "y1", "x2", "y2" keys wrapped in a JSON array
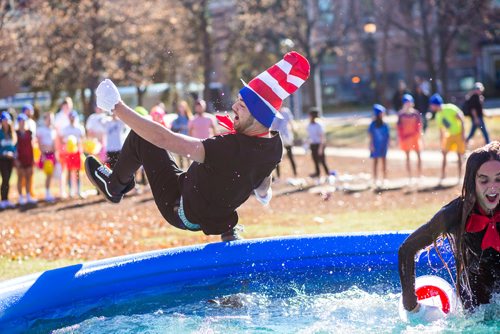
[{"x1": 0, "y1": 111, "x2": 17, "y2": 209}]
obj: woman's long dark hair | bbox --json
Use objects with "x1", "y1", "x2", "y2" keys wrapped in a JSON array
[
  {"x1": 1, "y1": 116, "x2": 16, "y2": 144},
  {"x1": 450, "y1": 141, "x2": 499, "y2": 305}
]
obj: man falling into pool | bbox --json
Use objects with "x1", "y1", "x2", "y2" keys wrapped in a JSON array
[{"x1": 85, "y1": 51, "x2": 310, "y2": 241}]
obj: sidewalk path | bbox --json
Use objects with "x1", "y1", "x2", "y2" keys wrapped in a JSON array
[
  {"x1": 291, "y1": 104, "x2": 500, "y2": 165},
  {"x1": 292, "y1": 146, "x2": 452, "y2": 166}
]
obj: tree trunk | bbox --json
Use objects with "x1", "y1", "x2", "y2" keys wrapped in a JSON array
[
  {"x1": 200, "y1": 0, "x2": 212, "y2": 108},
  {"x1": 418, "y1": 0, "x2": 438, "y2": 94},
  {"x1": 380, "y1": 18, "x2": 390, "y2": 106},
  {"x1": 49, "y1": 88, "x2": 61, "y2": 112},
  {"x1": 136, "y1": 86, "x2": 147, "y2": 107},
  {"x1": 308, "y1": 62, "x2": 317, "y2": 111}
]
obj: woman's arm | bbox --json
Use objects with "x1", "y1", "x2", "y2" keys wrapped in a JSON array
[{"x1": 398, "y1": 202, "x2": 456, "y2": 311}]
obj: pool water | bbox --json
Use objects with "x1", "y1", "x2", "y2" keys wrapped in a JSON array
[{"x1": 27, "y1": 269, "x2": 499, "y2": 333}]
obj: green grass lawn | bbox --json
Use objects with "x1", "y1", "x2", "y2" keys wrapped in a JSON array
[
  {"x1": 296, "y1": 113, "x2": 499, "y2": 149},
  {"x1": 0, "y1": 202, "x2": 444, "y2": 281},
  {"x1": 0, "y1": 257, "x2": 83, "y2": 281},
  {"x1": 1, "y1": 114, "x2": 497, "y2": 282}
]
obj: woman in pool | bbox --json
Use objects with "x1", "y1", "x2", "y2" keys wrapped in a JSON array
[{"x1": 399, "y1": 141, "x2": 499, "y2": 319}]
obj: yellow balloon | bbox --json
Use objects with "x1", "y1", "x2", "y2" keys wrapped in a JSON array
[
  {"x1": 43, "y1": 160, "x2": 54, "y2": 175},
  {"x1": 33, "y1": 144, "x2": 41, "y2": 163},
  {"x1": 83, "y1": 138, "x2": 102, "y2": 155},
  {"x1": 66, "y1": 135, "x2": 78, "y2": 153},
  {"x1": 80, "y1": 153, "x2": 86, "y2": 172}
]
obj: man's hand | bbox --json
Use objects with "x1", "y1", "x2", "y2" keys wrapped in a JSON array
[
  {"x1": 254, "y1": 175, "x2": 272, "y2": 205},
  {"x1": 96, "y1": 79, "x2": 121, "y2": 112}
]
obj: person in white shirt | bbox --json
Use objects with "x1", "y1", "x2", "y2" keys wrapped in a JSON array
[
  {"x1": 61, "y1": 110, "x2": 86, "y2": 198},
  {"x1": 20, "y1": 104, "x2": 38, "y2": 199},
  {"x1": 85, "y1": 106, "x2": 108, "y2": 162},
  {"x1": 36, "y1": 112, "x2": 57, "y2": 202},
  {"x1": 306, "y1": 108, "x2": 330, "y2": 178},
  {"x1": 104, "y1": 113, "x2": 129, "y2": 168},
  {"x1": 54, "y1": 97, "x2": 75, "y2": 198},
  {"x1": 20, "y1": 104, "x2": 38, "y2": 136},
  {"x1": 271, "y1": 106, "x2": 297, "y2": 178}
]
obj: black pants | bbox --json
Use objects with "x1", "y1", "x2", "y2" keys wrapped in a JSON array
[
  {"x1": 310, "y1": 143, "x2": 329, "y2": 176},
  {"x1": 106, "y1": 150, "x2": 121, "y2": 169},
  {"x1": 275, "y1": 145, "x2": 297, "y2": 178},
  {"x1": 0, "y1": 158, "x2": 14, "y2": 201},
  {"x1": 111, "y1": 131, "x2": 187, "y2": 230}
]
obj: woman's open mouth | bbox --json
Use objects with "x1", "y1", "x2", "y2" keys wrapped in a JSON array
[{"x1": 485, "y1": 193, "x2": 499, "y2": 204}]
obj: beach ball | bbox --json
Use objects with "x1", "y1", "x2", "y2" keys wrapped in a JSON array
[
  {"x1": 414, "y1": 275, "x2": 456, "y2": 314},
  {"x1": 399, "y1": 275, "x2": 457, "y2": 322},
  {"x1": 43, "y1": 160, "x2": 54, "y2": 175},
  {"x1": 66, "y1": 135, "x2": 78, "y2": 153}
]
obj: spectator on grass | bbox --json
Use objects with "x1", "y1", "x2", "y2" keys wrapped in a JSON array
[
  {"x1": 171, "y1": 100, "x2": 193, "y2": 168},
  {"x1": 61, "y1": 110, "x2": 86, "y2": 198},
  {"x1": 15, "y1": 114, "x2": 37, "y2": 205},
  {"x1": 54, "y1": 97, "x2": 76, "y2": 198},
  {"x1": 465, "y1": 82, "x2": 490, "y2": 146},
  {"x1": 21, "y1": 103, "x2": 38, "y2": 199},
  {"x1": 85, "y1": 105, "x2": 108, "y2": 162},
  {"x1": 271, "y1": 106, "x2": 298, "y2": 179},
  {"x1": 104, "y1": 113, "x2": 128, "y2": 169},
  {"x1": 0, "y1": 111, "x2": 16, "y2": 209},
  {"x1": 412, "y1": 83, "x2": 430, "y2": 132},
  {"x1": 150, "y1": 104, "x2": 168, "y2": 128},
  {"x1": 429, "y1": 93, "x2": 465, "y2": 182},
  {"x1": 368, "y1": 104, "x2": 390, "y2": 188},
  {"x1": 188, "y1": 99, "x2": 217, "y2": 139},
  {"x1": 392, "y1": 80, "x2": 410, "y2": 114},
  {"x1": 36, "y1": 112, "x2": 58, "y2": 202},
  {"x1": 307, "y1": 107, "x2": 330, "y2": 180},
  {"x1": 397, "y1": 94, "x2": 423, "y2": 184}
]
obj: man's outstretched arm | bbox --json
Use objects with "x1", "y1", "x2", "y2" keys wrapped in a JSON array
[
  {"x1": 114, "y1": 102, "x2": 205, "y2": 163},
  {"x1": 97, "y1": 79, "x2": 205, "y2": 163}
]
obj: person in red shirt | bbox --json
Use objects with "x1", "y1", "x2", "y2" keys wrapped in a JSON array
[
  {"x1": 397, "y1": 94, "x2": 423, "y2": 185},
  {"x1": 15, "y1": 114, "x2": 37, "y2": 205}
]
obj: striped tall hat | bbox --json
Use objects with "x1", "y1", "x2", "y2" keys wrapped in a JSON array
[{"x1": 240, "y1": 51, "x2": 310, "y2": 128}]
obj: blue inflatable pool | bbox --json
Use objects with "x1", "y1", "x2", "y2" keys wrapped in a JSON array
[{"x1": 0, "y1": 232, "x2": 456, "y2": 332}]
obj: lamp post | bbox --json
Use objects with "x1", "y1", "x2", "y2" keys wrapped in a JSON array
[{"x1": 363, "y1": 20, "x2": 377, "y2": 103}]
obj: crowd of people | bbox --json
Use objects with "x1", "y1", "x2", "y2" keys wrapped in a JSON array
[
  {"x1": 369, "y1": 80, "x2": 492, "y2": 188},
  {"x1": 0, "y1": 50, "x2": 498, "y2": 320},
  {"x1": 0, "y1": 78, "x2": 494, "y2": 209},
  {"x1": 0, "y1": 94, "x2": 239, "y2": 209}
]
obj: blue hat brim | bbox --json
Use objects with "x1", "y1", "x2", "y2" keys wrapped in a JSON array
[{"x1": 240, "y1": 85, "x2": 281, "y2": 128}]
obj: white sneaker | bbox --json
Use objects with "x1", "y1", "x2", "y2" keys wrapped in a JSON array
[
  {"x1": 19, "y1": 195, "x2": 27, "y2": 206},
  {"x1": 45, "y1": 194, "x2": 55, "y2": 203},
  {"x1": 27, "y1": 195, "x2": 37, "y2": 204},
  {"x1": 3, "y1": 200, "x2": 15, "y2": 208},
  {"x1": 0, "y1": 201, "x2": 6, "y2": 209}
]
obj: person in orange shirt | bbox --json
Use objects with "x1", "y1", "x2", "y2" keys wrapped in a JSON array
[{"x1": 397, "y1": 94, "x2": 423, "y2": 185}]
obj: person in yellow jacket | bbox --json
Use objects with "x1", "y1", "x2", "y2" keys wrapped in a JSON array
[{"x1": 429, "y1": 94, "x2": 465, "y2": 182}]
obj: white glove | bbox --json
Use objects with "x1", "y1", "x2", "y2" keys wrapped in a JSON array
[
  {"x1": 254, "y1": 187, "x2": 272, "y2": 205},
  {"x1": 96, "y1": 79, "x2": 121, "y2": 112},
  {"x1": 403, "y1": 302, "x2": 446, "y2": 323}
]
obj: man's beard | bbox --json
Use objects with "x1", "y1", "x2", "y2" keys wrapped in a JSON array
[{"x1": 234, "y1": 116, "x2": 255, "y2": 133}]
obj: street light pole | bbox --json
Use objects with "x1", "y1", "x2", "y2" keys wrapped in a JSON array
[{"x1": 363, "y1": 20, "x2": 377, "y2": 103}]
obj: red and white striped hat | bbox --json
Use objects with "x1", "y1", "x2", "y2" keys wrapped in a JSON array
[{"x1": 240, "y1": 51, "x2": 310, "y2": 127}]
